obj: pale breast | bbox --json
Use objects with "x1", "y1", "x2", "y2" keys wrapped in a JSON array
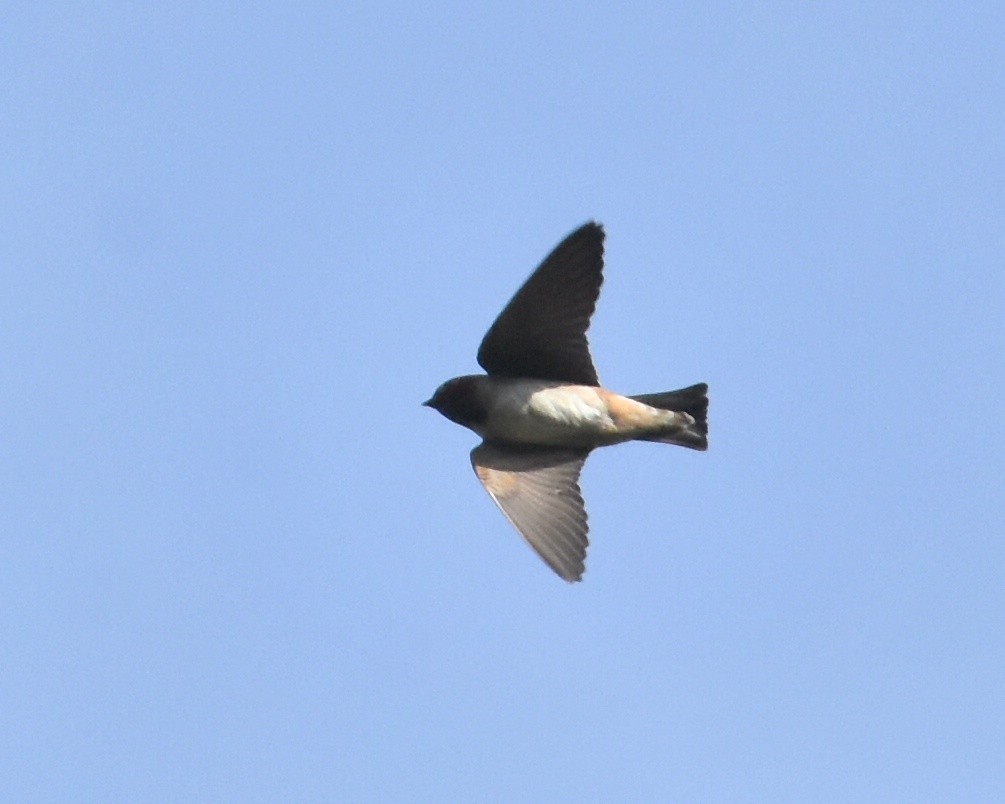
[{"x1": 481, "y1": 380, "x2": 618, "y2": 447}]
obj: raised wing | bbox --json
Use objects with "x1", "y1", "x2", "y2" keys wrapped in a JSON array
[
  {"x1": 470, "y1": 442, "x2": 591, "y2": 582},
  {"x1": 477, "y1": 222, "x2": 604, "y2": 386}
]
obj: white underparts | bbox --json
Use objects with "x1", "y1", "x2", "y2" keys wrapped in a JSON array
[{"x1": 483, "y1": 382, "x2": 619, "y2": 447}]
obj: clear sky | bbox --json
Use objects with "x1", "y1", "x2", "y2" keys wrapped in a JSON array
[{"x1": 3, "y1": 4, "x2": 1002, "y2": 802}]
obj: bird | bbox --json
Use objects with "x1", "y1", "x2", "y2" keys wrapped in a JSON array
[{"x1": 424, "y1": 222, "x2": 708, "y2": 582}]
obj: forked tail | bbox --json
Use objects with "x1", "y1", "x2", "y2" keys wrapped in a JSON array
[{"x1": 630, "y1": 383, "x2": 708, "y2": 450}]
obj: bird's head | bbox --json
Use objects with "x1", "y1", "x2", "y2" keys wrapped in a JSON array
[{"x1": 423, "y1": 375, "x2": 488, "y2": 430}]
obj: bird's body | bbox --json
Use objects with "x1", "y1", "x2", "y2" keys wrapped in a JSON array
[
  {"x1": 481, "y1": 378, "x2": 633, "y2": 448},
  {"x1": 425, "y1": 222, "x2": 708, "y2": 582},
  {"x1": 434, "y1": 375, "x2": 701, "y2": 450}
]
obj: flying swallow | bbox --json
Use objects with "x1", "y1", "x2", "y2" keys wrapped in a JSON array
[{"x1": 424, "y1": 222, "x2": 708, "y2": 582}]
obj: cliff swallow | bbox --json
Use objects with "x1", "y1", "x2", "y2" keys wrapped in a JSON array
[{"x1": 424, "y1": 222, "x2": 708, "y2": 582}]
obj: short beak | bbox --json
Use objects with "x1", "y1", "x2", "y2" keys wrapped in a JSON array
[{"x1": 421, "y1": 398, "x2": 434, "y2": 408}]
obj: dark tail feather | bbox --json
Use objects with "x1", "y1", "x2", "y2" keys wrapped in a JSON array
[{"x1": 630, "y1": 383, "x2": 708, "y2": 451}]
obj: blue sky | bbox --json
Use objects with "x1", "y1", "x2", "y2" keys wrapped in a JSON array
[{"x1": 3, "y1": 3, "x2": 1003, "y2": 801}]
